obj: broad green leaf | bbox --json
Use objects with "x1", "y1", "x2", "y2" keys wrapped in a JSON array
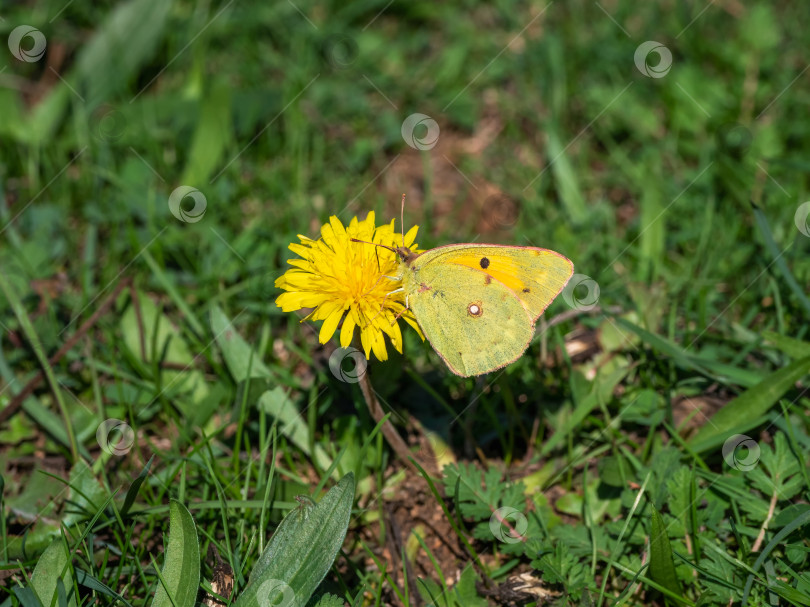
[
  {"x1": 64, "y1": 460, "x2": 110, "y2": 526},
  {"x1": 181, "y1": 83, "x2": 233, "y2": 185},
  {"x1": 235, "y1": 473, "x2": 355, "y2": 607},
  {"x1": 773, "y1": 503, "x2": 810, "y2": 529},
  {"x1": 649, "y1": 506, "x2": 683, "y2": 601},
  {"x1": 73, "y1": 0, "x2": 173, "y2": 109},
  {"x1": 546, "y1": 127, "x2": 588, "y2": 224},
  {"x1": 120, "y1": 291, "x2": 209, "y2": 406},
  {"x1": 22, "y1": 399, "x2": 91, "y2": 462},
  {"x1": 152, "y1": 500, "x2": 200, "y2": 607},
  {"x1": 23, "y1": 85, "x2": 71, "y2": 146},
  {"x1": 598, "y1": 455, "x2": 631, "y2": 488},
  {"x1": 0, "y1": 89, "x2": 24, "y2": 139},
  {"x1": 211, "y1": 305, "x2": 274, "y2": 380},
  {"x1": 25, "y1": 0, "x2": 172, "y2": 145},
  {"x1": 688, "y1": 356, "x2": 810, "y2": 453},
  {"x1": 258, "y1": 388, "x2": 333, "y2": 472},
  {"x1": 639, "y1": 166, "x2": 665, "y2": 276},
  {"x1": 763, "y1": 331, "x2": 810, "y2": 359},
  {"x1": 31, "y1": 539, "x2": 76, "y2": 607}
]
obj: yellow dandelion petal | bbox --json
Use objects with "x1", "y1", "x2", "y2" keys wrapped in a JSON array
[
  {"x1": 404, "y1": 225, "x2": 419, "y2": 248},
  {"x1": 285, "y1": 259, "x2": 311, "y2": 271},
  {"x1": 275, "y1": 270, "x2": 310, "y2": 288},
  {"x1": 377, "y1": 312, "x2": 403, "y2": 353},
  {"x1": 329, "y1": 215, "x2": 348, "y2": 240},
  {"x1": 340, "y1": 312, "x2": 357, "y2": 348},
  {"x1": 370, "y1": 327, "x2": 388, "y2": 361},
  {"x1": 288, "y1": 243, "x2": 313, "y2": 260},
  {"x1": 319, "y1": 224, "x2": 336, "y2": 250},
  {"x1": 275, "y1": 291, "x2": 329, "y2": 311},
  {"x1": 319, "y1": 304, "x2": 345, "y2": 344},
  {"x1": 402, "y1": 313, "x2": 425, "y2": 340},
  {"x1": 274, "y1": 211, "x2": 420, "y2": 362},
  {"x1": 358, "y1": 211, "x2": 375, "y2": 236},
  {"x1": 359, "y1": 324, "x2": 373, "y2": 359}
]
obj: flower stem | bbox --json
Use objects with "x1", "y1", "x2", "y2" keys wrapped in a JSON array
[{"x1": 357, "y1": 365, "x2": 418, "y2": 473}]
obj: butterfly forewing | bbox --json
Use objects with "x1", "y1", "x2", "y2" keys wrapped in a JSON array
[
  {"x1": 413, "y1": 244, "x2": 574, "y2": 320},
  {"x1": 403, "y1": 262, "x2": 535, "y2": 376}
]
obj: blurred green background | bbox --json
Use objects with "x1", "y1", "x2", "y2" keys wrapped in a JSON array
[{"x1": 1, "y1": 0, "x2": 809, "y2": 604}]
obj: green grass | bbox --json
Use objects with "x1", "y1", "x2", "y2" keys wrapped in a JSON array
[{"x1": 1, "y1": 0, "x2": 810, "y2": 605}]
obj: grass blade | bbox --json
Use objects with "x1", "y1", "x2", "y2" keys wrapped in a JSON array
[
  {"x1": 0, "y1": 272, "x2": 79, "y2": 461},
  {"x1": 688, "y1": 355, "x2": 810, "y2": 453},
  {"x1": 120, "y1": 454, "x2": 155, "y2": 519},
  {"x1": 741, "y1": 507, "x2": 810, "y2": 606},
  {"x1": 762, "y1": 330, "x2": 810, "y2": 358},
  {"x1": 752, "y1": 202, "x2": 810, "y2": 318},
  {"x1": 546, "y1": 127, "x2": 588, "y2": 224}
]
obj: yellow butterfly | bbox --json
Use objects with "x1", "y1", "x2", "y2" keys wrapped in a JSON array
[{"x1": 356, "y1": 213, "x2": 574, "y2": 376}]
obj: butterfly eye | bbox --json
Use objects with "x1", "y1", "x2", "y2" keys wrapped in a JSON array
[{"x1": 467, "y1": 302, "x2": 483, "y2": 317}]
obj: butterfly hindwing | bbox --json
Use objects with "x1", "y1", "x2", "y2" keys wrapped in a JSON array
[
  {"x1": 403, "y1": 262, "x2": 535, "y2": 376},
  {"x1": 412, "y1": 244, "x2": 574, "y2": 320}
]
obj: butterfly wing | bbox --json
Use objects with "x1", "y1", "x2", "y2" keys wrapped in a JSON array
[
  {"x1": 404, "y1": 262, "x2": 535, "y2": 377},
  {"x1": 412, "y1": 244, "x2": 574, "y2": 321}
]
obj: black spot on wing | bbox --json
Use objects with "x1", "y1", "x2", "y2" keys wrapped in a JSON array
[{"x1": 480, "y1": 257, "x2": 490, "y2": 269}]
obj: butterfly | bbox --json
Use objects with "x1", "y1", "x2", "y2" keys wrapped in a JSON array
[{"x1": 355, "y1": 202, "x2": 574, "y2": 376}]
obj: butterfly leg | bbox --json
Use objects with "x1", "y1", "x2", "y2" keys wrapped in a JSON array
[
  {"x1": 368, "y1": 287, "x2": 404, "y2": 325},
  {"x1": 362, "y1": 273, "x2": 401, "y2": 299},
  {"x1": 393, "y1": 294, "x2": 410, "y2": 322}
]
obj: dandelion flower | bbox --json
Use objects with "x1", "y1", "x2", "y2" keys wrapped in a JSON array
[{"x1": 275, "y1": 212, "x2": 422, "y2": 361}]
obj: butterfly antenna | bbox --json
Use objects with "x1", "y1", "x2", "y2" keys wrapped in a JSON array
[
  {"x1": 350, "y1": 238, "x2": 396, "y2": 253},
  {"x1": 400, "y1": 193, "x2": 406, "y2": 248}
]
